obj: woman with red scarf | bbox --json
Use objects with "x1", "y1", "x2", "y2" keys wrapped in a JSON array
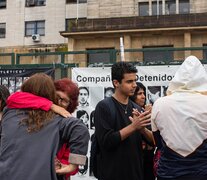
[{"x1": 7, "y1": 78, "x2": 79, "y2": 180}]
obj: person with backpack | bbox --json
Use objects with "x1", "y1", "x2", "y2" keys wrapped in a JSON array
[{"x1": 94, "y1": 62, "x2": 153, "y2": 180}]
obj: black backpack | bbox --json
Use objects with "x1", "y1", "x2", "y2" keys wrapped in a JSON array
[
  {"x1": 90, "y1": 97, "x2": 115, "y2": 179},
  {"x1": 90, "y1": 133, "x2": 100, "y2": 178}
]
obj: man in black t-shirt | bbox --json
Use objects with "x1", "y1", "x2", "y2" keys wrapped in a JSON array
[{"x1": 94, "y1": 62, "x2": 153, "y2": 180}]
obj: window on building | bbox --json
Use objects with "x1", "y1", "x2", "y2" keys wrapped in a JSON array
[
  {"x1": 65, "y1": 18, "x2": 86, "y2": 31},
  {"x1": 0, "y1": 0, "x2": 6, "y2": 8},
  {"x1": 152, "y1": 1, "x2": 162, "y2": 16},
  {"x1": 87, "y1": 48, "x2": 114, "y2": 64},
  {"x1": 0, "y1": 23, "x2": 6, "y2": 38},
  {"x1": 179, "y1": 0, "x2": 190, "y2": 14},
  {"x1": 25, "y1": 21, "x2": 45, "y2": 36},
  {"x1": 143, "y1": 46, "x2": 173, "y2": 63},
  {"x1": 203, "y1": 45, "x2": 207, "y2": 60},
  {"x1": 25, "y1": 0, "x2": 46, "y2": 7},
  {"x1": 66, "y1": 0, "x2": 87, "y2": 4},
  {"x1": 138, "y1": 2, "x2": 149, "y2": 16},
  {"x1": 165, "y1": 0, "x2": 176, "y2": 15},
  {"x1": 66, "y1": 19, "x2": 75, "y2": 31}
]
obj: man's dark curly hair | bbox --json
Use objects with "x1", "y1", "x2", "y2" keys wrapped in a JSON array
[{"x1": 111, "y1": 62, "x2": 137, "y2": 85}]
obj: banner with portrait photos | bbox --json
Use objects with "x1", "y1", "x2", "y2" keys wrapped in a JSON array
[
  {"x1": 0, "y1": 68, "x2": 55, "y2": 94},
  {"x1": 72, "y1": 65, "x2": 185, "y2": 180}
]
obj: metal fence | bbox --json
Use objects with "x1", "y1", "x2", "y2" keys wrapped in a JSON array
[{"x1": 1, "y1": 46, "x2": 207, "y2": 78}]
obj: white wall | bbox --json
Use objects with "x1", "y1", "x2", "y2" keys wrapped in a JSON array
[{"x1": 0, "y1": 0, "x2": 87, "y2": 48}]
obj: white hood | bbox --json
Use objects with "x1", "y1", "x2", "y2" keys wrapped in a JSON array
[
  {"x1": 151, "y1": 56, "x2": 207, "y2": 157},
  {"x1": 167, "y1": 55, "x2": 207, "y2": 93}
]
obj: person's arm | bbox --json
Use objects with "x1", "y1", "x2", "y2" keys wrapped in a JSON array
[
  {"x1": 94, "y1": 101, "x2": 151, "y2": 150},
  {"x1": 120, "y1": 110, "x2": 151, "y2": 141},
  {"x1": 56, "y1": 163, "x2": 78, "y2": 175},
  {"x1": 94, "y1": 101, "x2": 122, "y2": 150},
  {"x1": 55, "y1": 156, "x2": 78, "y2": 175},
  {"x1": 55, "y1": 144, "x2": 79, "y2": 176},
  {"x1": 57, "y1": 117, "x2": 89, "y2": 175},
  {"x1": 60, "y1": 117, "x2": 90, "y2": 166},
  {"x1": 140, "y1": 127, "x2": 155, "y2": 145},
  {"x1": 7, "y1": 92, "x2": 71, "y2": 117},
  {"x1": 151, "y1": 100, "x2": 162, "y2": 147},
  {"x1": 50, "y1": 104, "x2": 71, "y2": 118},
  {"x1": 132, "y1": 105, "x2": 154, "y2": 145}
]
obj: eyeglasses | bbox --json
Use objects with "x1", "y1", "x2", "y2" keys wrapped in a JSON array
[{"x1": 57, "y1": 96, "x2": 70, "y2": 105}]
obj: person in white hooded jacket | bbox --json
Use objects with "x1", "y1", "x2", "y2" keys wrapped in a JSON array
[{"x1": 151, "y1": 56, "x2": 207, "y2": 180}]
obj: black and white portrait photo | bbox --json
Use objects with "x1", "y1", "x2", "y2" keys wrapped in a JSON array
[
  {"x1": 104, "y1": 87, "x2": 114, "y2": 98},
  {"x1": 79, "y1": 87, "x2": 90, "y2": 107},
  {"x1": 77, "y1": 110, "x2": 89, "y2": 128}
]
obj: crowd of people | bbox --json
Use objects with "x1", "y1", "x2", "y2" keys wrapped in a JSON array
[{"x1": 0, "y1": 55, "x2": 207, "y2": 180}]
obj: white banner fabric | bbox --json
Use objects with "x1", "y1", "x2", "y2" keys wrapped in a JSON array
[{"x1": 71, "y1": 64, "x2": 206, "y2": 180}]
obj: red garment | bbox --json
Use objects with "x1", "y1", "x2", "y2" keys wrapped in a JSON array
[
  {"x1": 7, "y1": 92, "x2": 52, "y2": 111},
  {"x1": 7, "y1": 92, "x2": 78, "y2": 178},
  {"x1": 153, "y1": 148, "x2": 161, "y2": 177},
  {"x1": 57, "y1": 143, "x2": 79, "y2": 178}
]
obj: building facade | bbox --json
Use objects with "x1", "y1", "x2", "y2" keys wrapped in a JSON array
[
  {"x1": 61, "y1": 0, "x2": 207, "y2": 66},
  {"x1": 1, "y1": 0, "x2": 207, "y2": 66},
  {"x1": 0, "y1": 0, "x2": 87, "y2": 64}
]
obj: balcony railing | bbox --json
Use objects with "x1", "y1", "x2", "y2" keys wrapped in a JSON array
[{"x1": 65, "y1": 13, "x2": 207, "y2": 32}]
